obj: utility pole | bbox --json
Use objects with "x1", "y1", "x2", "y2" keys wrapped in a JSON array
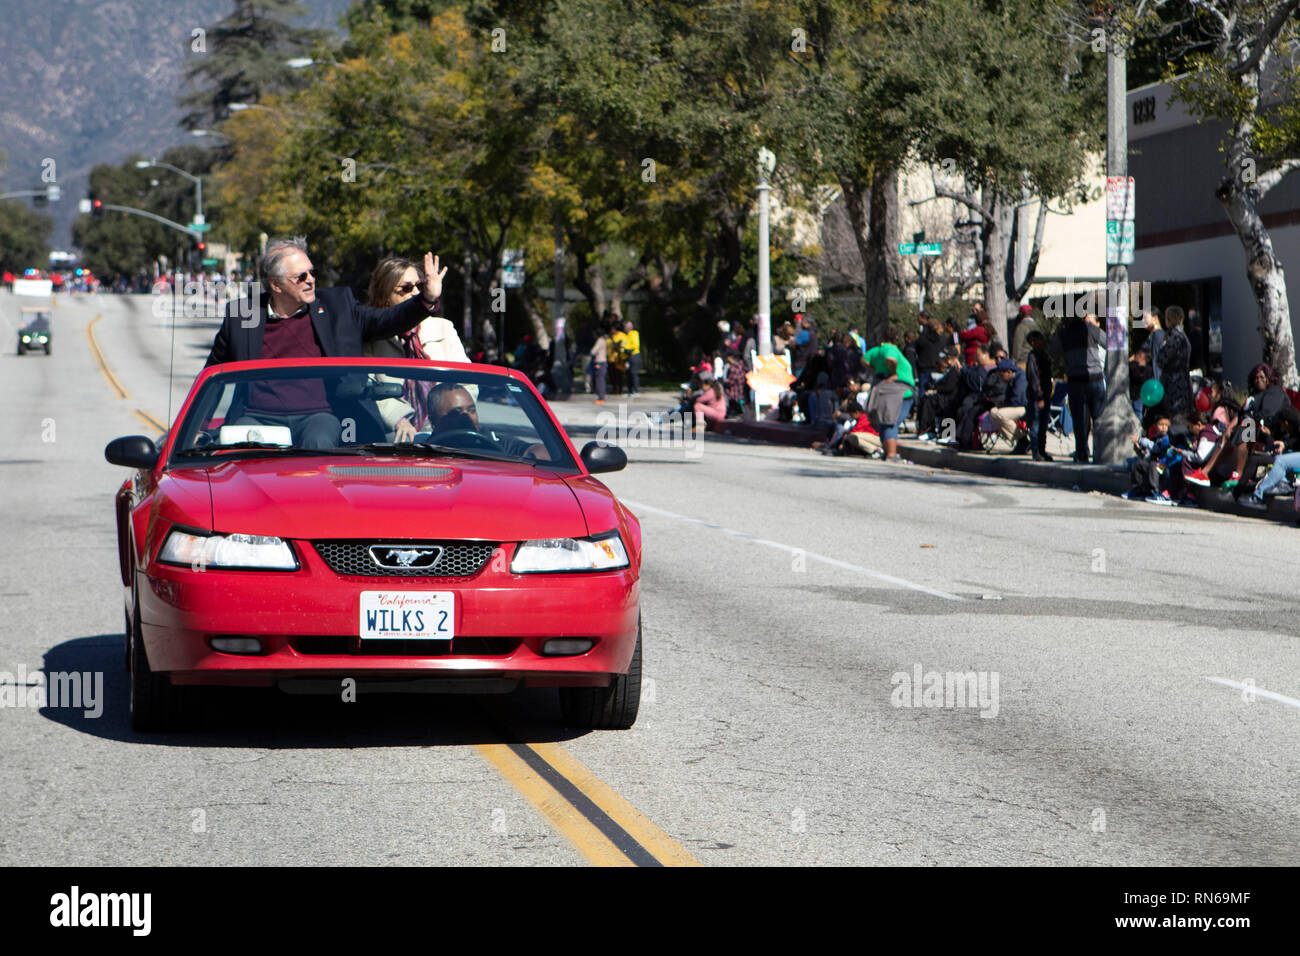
[
  {"x1": 1093, "y1": 22, "x2": 1139, "y2": 465},
  {"x1": 756, "y1": 148, "x2": 776, "y2": 356},
  {"x1": 551, "y1": 214, "x2": 571, "y2": 397}
]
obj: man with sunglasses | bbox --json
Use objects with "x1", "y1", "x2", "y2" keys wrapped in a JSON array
[
  {"x1": 203, "y1": 237, "x2": 449, "y2": 449},
  {"x1": 205, "y1": 237, "x2": 447, "y2": 366}
]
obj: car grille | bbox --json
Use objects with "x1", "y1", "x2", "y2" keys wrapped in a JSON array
[
  {"x1": 289, "y1": 636, "x2": 519, "y2": 656},
  {"x1": 313, "y1": 541, "x2": 497, "y2": 577}
]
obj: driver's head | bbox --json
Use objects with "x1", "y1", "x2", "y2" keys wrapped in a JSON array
[{"x1": 428, "y1": 384, "x2": 479, "y2": 431}]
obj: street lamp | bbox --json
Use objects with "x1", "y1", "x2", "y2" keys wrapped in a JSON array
[
  {"x1": 135, "y1": 159, "x2": 203, "y2": 229},
  {"x1": 756, "y1": 146, "x2": 776, "y2": 358}
]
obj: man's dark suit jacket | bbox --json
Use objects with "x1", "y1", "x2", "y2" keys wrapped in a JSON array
[{"x1": 204, "y1": 287, "x2": 436, "y2": 366}]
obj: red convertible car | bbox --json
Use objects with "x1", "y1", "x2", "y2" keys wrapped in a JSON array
[{"x1": 107, "y1": 358, "x2": 640, "y2": 731}]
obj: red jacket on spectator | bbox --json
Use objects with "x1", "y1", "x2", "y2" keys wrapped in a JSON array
[{"x1": 959, "y1": 324, "x2": 989, "y2": 366}]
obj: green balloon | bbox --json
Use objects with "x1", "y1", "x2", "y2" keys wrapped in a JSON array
[{"x1": 1140, "y1": 378, "x2": 1165, "y2": 406}]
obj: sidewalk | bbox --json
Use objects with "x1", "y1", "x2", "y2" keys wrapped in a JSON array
[{"x1": 546, "y1": 391, "x2": 1299, "y2": 526}]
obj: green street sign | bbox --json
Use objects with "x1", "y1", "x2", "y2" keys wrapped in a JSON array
[
  {"x1": 201, "y1": 258, "x2": 219, "y2": 267},
  {"x1": 898, "y1": 242, "x2": 918, "y2": 255},
  {"x1": 918, "y1": 242, "x2": 942, "y2": 255},
  {"x1": 190, "y1": 222, "x2": 210, "y2": 233}
]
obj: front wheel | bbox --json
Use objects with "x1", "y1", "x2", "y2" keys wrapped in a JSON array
[
  {"x1": 559, "y1": 617, "x2": 641, "y2": 730},
  {"x1": 129, "y1": 599, "x2": 191, "y2": 732}
]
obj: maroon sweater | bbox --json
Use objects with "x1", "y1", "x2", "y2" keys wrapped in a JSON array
[{"x1": 246, "y1": 309, "x2": 331, "y2": 415}]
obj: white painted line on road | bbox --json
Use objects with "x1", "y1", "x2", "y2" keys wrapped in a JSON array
[
  {"x1": 1205, "y1": 677, "x2": 1300, "y2": 711},
  {"x1": 624, "y1": 499, "x2": 963, "y2": 601}
]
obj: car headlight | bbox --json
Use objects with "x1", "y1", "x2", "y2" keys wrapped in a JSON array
[
  {"x1": 510, "y1": 532, "x2": 629, "y2": 573},
  {"x1": 21, "y1": 335, "x2": 31, "y2": 342},
  {"x1": 36, "y1": 335, "x2": 48, "y2": 342},
  {"x1": 159, "y1": 530, "x2": 299, "y2": 570}
]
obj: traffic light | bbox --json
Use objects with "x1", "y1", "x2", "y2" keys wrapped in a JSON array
[
  {"x1": 91, "y1": 198, "x2": 103, "y2": 219},
  {"x1": 197, "y1": 242, "x2": 206, "y2": 252}
]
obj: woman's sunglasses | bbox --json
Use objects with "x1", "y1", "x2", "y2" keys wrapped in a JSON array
[{"x1": 394, "y1": 282, "x2": 420, "y2": 295}]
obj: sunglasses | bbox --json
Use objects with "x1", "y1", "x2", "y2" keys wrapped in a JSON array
[
  {"x1": 280, "y1": 269, "x2": 315, "y2": 285},
  {"x1": 394, "y1": 282, "x2": 419, "y2": 295}
]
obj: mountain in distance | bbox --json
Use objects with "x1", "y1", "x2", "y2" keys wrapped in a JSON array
[{"x1": 0, "y1": 0, "x2": 354, "y2": 249}]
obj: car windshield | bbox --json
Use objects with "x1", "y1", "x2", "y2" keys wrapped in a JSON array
[{"x1": 169, "y1": 363, "x2": 576, "y2": 470}]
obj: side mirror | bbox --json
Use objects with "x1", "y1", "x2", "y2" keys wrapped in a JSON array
[
  {"x1": 105, "y1": 435, "x2": 159, "y2": 470},
  {"x1": 580, "y1": 441, "x2": 627, "y2": 474}
]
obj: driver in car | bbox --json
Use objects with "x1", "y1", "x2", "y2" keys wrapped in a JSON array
[{"x1": 425, "y1": 384, "x2": 550, "y2": 460}]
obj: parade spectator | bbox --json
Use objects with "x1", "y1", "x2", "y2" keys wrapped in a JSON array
[
  {"x1": 722, "y1": 351, "x2": 746, "y2": 416},
  {"x1": 914, "y1": 316, "x2": 945, "y2": 392},
  {"x1": 1011, "y1": 304, "x2": 1037, "y2": 366},
  {"x1": 1157, "y1": 305, "x2": 1194, "y2": 417},
  {"x1": 693, "y1": 370, "x2": 727, "y2": 428},
  {"x1": 621, "y1": 319, "x2": 642, "y2": 395},
  {"x1": 1240, "y1": 406, "x2": 1300, "y2": 510},
  {"x1": 609, "y1": 312, "x2": 628, "y2": 396},
  {"x1": 985, "y1": 359, "x2": 1030, "y2": 453},
  {"x1": 590, "y1": 324, "x2": 609, "y2": 403},
  {"x1": 1199, "y1": 363, "x2": 1289, "y2": 489},
  {"x1": 1051, "y1": 312, "x2": 1106, "y2": 463},
  {"x1": 1123, "y1": 415, "x2": 1187, "y2": 503},
  {"x1": 916, "y1": 352, "x2": 961, "y2": 440},
  {"x1": 827, "y1": 332, "x2": 853, "y2": 389},
  {"x1": 959, "y1": 304, "x2": 990, "y2": 365},
  {"x1": 863, "y1": 332, "x2": 917, "y2": 437},
  {"x1": 1143, "y1": 311, "x2": 1164, "y2": 379},
  {"x1": 1024, "y1": 330, "x2": 1054, "y2": 460},
  {"x1": 1128, "y1": 348, "x2": 1152, "y2": 420},
  {"x1": 792, "y1": 315, "x2": 819, "y2": 377}
]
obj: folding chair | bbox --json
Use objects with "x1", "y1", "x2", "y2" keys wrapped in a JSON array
[{"x1": 1047, "y1": 381, "x2": 1070, "y2": 438}]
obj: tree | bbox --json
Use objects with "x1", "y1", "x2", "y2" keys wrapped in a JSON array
[
  {"x1": 73, "y1": 147, "x2": 216, "y2": 277},
  {"x1": 519, "y1": 0, "x2": 802, "y2": 356},
  {"x1": 897, "y1": 0, "x2": 1105, "y2": 345},
  {"x1": 1165, "y1": 0, "x2": 1300, "y2": 386},
  {"x1": 0, "y1": 200, "x2": 52, "y2": 273},
  {"x1": 179, "y1": 0, "x2": 326, "y2": 131},
  {"x1": 776, "y1": 1, "x2": 912, "y2": 346}
]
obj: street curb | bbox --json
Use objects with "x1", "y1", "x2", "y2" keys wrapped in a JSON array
[{"x1": 896, "y1": 442, "x2": 1131, "y2": 495}]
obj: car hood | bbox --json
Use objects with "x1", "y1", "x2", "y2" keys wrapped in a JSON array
[{"x1": 204, "y1": 456, "x2": 588, "y2": 541}]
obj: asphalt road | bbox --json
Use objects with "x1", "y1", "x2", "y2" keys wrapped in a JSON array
[{"x1": 2, "y1": 290, "x2": 1298, "y2": 867}]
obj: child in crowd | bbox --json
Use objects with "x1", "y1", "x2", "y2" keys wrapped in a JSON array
[{"x1": 1125, "y1": 415, "x2": 1192, "y2": 504}]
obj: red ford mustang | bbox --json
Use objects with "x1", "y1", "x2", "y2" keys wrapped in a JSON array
[{"x1": 107, "y1": 358, "x2": 640, "y2": 731}]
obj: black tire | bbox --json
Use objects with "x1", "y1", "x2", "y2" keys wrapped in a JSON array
[
  {"x1": 43, "y1": 343, "x2": 51, "y2": 355},
  {"x1": 16, "y1": 342, "x2": 24, "y2": 355},
  {"x1": 559, "y1": 617, "x2": 641, "y2": 730},
  {"x1": 129, "y1": 599, "x2": 190, "y2": 732}
]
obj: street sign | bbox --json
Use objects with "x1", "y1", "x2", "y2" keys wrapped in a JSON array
[
  {"x1": 1105, "y1": 219, "x2": 1135, "y2": 264},
  {"x1": 201, "y1": 258, "x2": 219, "y2": 267},
  {"x1": 1105, "y1": 176, "x2": 1135, "y2": 220},
  {"x1": 918, "y1": 242, "x2": 942, "y2": 256},
  {"x1": 189, "y1": 222, "x2": 210, "y2": 233},
  {"x1": 898, "y1": 242, "x2": 917, "y2": 255},
  {"x1": 502, "y1": 248, "x2": 525, "y2": 288}
]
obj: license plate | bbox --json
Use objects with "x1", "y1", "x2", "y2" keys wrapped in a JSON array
[{"x1": 359, "y1": 591, "x2": 454, "y2": 641}]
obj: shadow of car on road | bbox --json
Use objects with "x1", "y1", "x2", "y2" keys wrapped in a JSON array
[{"x1": 39, "y1": 635, "x2": 592, "y2": 748}]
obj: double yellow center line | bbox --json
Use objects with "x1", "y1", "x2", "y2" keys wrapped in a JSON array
[
  {"x1": 86, "y1": 309, "x2": 696, "y2": 866},
  {"x1": 86, "y1": 314, "x2": 167, "y2": 434},
  {"x1": 477, "y1": 739, "x2": 698, "y2": 867}
]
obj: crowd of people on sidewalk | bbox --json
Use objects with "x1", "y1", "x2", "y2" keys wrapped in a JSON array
[{"x1": 669, "y1": 299, "x2": 1300, "y2": 516}]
